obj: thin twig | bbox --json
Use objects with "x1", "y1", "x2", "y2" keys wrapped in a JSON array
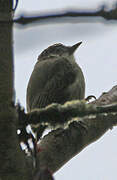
[{"x1": 13, "y1": 4, "x2": 117, "y2": 26}]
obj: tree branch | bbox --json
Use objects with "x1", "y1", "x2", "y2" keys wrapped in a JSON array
[
  {"x1": 13, "y1": 4, "x2": 117, "y2": 26},
  {"x1": 28, "y1": 85, "x2": 117, "y2": 173},
  {"x1": 27, "y1": 86, "x2": 117, "y2": 129}
]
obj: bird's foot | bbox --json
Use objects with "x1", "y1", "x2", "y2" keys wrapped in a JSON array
[{"x1": 85, "y1": 95, "x2": 96, "y2": 102}]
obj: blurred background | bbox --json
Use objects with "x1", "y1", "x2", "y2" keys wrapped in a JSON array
[{"x1": 14, "y1": 0, "x2": 117, "y2": 179}]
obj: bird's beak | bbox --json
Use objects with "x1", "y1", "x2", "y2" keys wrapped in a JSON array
[{"x1": 69, "y1": 41, "x2": 82, "y2": 55}]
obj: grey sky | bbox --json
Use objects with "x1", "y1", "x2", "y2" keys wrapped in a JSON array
[
  {"x1": 15, "y1": 0, "x2": 117, "y2": 13},
  {"x1": 14, "y1": 1, "x2": 117, "y2": 179}
]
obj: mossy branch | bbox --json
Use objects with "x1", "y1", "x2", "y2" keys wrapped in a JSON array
[
  {"x1": 27, "y1": 92, "x2": 117, "y2": 129},
  {"x1": 24, "y1": 85, "x2": 117, "y2": 173}
]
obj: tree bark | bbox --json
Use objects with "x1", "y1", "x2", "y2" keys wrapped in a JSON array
[
  {"x1": 33, "y1": 85, "x2": 117, "y2": 173},
  {"x1": 0, "y1": 1, "x2": 32, "y2": 180}
]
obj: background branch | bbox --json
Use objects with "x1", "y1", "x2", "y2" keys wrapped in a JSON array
[{"x1": 14, "y1": 4, "x2": 117, "y2": 26}]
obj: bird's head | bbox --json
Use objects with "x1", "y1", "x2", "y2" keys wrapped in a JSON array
[{"x1": 38, "y1": 42, "x2": 82, "y2": 61}]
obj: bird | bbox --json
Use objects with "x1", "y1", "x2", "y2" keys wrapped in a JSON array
[
  {"x1": 26, "y1": 42, "x2": 86, "y2": 162},
  {"x1": 26, "y1": 42, "x2": 85, "y2": 113},
  {"x1": 26, "y1": 42, "x2": 85, "y2": 142}
]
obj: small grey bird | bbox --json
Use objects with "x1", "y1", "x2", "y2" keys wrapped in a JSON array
[{"x1": 26, "y1": 42, "x2": 85, "y2": 112}]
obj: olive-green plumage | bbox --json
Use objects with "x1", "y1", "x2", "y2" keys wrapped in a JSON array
[{"x1": 26, "y1": 42, "x2": 85, "y2": 112}]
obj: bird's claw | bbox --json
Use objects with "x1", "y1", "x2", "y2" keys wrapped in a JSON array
[{"x1": 85, "y1": 95, "x2": 96, "y2": 102}]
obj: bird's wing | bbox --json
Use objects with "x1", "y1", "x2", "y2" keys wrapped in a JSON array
[{"x1": 27, "y1": 57, "x2": 76, "y2": 111}]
